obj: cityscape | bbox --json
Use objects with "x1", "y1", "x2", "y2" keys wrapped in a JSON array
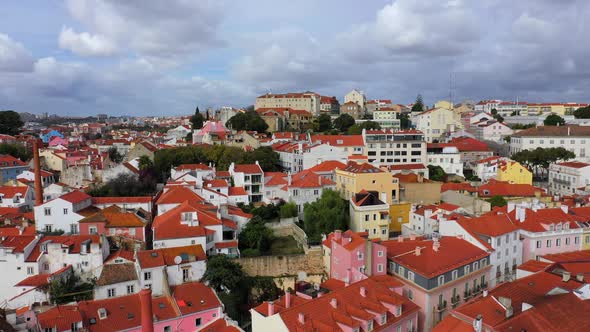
[{"x1": 2, "y1": 1, "x2": 590, "y2": 332}]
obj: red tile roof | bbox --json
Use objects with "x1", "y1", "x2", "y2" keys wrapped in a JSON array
[
  {"x1": 215, "y1": 240, "x2": 238, "y2": 249},
  {"x1": 58, "y1": 190, "x2": 91, "y2": 204},
  {"x1": 153, "y1": 201, "x2": 221, "y2": 240},
  {"x1": 136, "y1": 245, "x2": 206, "y2": 269},
  {"x1": 441, "y1": 182, "x2": 476, "y2": 193},
  {"x1": 199, "y1": 318, "x2": 242, "y2": 332},
  {"x1": 91, "y1": 196, "x2": 152, "y2": 205},
  {"x1": 0, "y1": 186, "x2": 28, "y2": 198},
  {"x1": 513, "y1": 125, "x2": 590, "y2": 137},
  {"x1": 322, "y1": 230, "x2": 368, "y2": 251},
  {"x1": 556, "y1": 161, "x2": 590, "y2": 169},
  {"x1": 37, "y1": 305, "x2": 83, "y2": 331},
  {"x1": 228, "y1": 187, "x2": 248, "y2": 196},
  {"x1": 307, "y1": 160, "x2": 347, "y2": 173},
  {"x1": 104, "y1": 249, "x2": 136, "y2": 263},
  {"x1": 233, "y1": 163, "x2": 263, "y2": 174},
  {"x1": 171, "y1": 281, "x2": 222, "y2": 315},
  {"x1": 0, "y1": 235, "x2": 37, "y2": 253},
  {"x1": 432, "y1": 315, "x2": 473, "y2": 332},
  {"x1": 341, "y1": 161, "x2": 383, "y2": 174},
  {"x1": 156, "y1": 187, "x2": 205, "y2": 205},
  {"x1": 517, "y1": 260, "x2": 551, "y2": 273},
  {"x1": 204, "y1": 179, "x2": 228, "y2": 188},
  {"x1": 0, "y1": 155, "x2": 27, "y2": 167},
  {"x1": 478, "y1": 179, "x2": 547, "y2": 197},
  {"x1": 382, "y1": 236, "x2": 489, "y2": 278},
  {"x1": 310, "y1": 134, "x2": 364, "y2": 147}
]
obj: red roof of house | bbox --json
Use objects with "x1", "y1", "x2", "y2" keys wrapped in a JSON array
[
  {"x1": 0, "y1": 235, "x2": 37, "y2": 253},
  {"x1": 517, "y1": 260, "x2": 551, "y2": 273},
  {"x1": 37, "y1": 305, "x2": 84, "y2": 331},
  {"x1": 214, "y1": 240, "x2": 238, "y2": 249},
  {"x1": 104, "y1": 249, "x2": 136, "y2": 264},
  {"x1": 58, "y1": 190, "x2": 91, "y2": 204},
  {"x1": 233, "y1": 163, "x2": 263, "y2": 174},
  {"x1": 441, "y1": 182, "x2": 476, "y2": 193},
  {"x1": 0, "y1": 186, "x2": 28, "y2": 198},
  {"x1": 136, "y1": 245, "x2": 206, "y2": 269},
  {"x1": 541, "y1": 249, "x2": 590, "y2": 263},
  {"x1": 204, "y1": 179, "x2": 228, "y2": 188},
  {"x1": 0, "y1": 225, "x2": 35, "y2": 236},
  {"x1": 156, "y1": 187, "x2": 205, "y2": 205},
  {"x1": 478, "y1": 179, "x2": 547, "y2": 197},
  {"x1": 322, "y1": 230, "x2": 368, "y2": 251},
  {"x1": 432, "y1": 315, "x2": 473, "y2": 332},
  {"x1": 382, "y1": 236, "x2": 489, "y2": 278},
  {"x1": 310, "y1": 134, "x2": 364, "y2": 147},
  {"x1": 152, "y1": 201, "x2": 222, "y2": 240},
  {"x1": 556, "y1": 161, "x2": 590, "y2": 169},
  {"x1": 0, "y1": 155, "x2": 27, "y2": 167},
  {"x1": 199, "y1": 318, "x2": 242, "y2": 332},
  {"x1": 228, "y1": 187, "x2": 248, "y2": 196},
  {"x1": 430, "y1": 137, "x2": 491, "y2": 152},
  {"x1": 307, "y1": 160, "x2": 347, "y2": 173},
  {"x1": 171, "y1": 281, "x2": 222, "y2": 315},
  {"x1": 341, "y1": 161, "x2": 383, "y2": 174},
  {"x1": 486, "y1": 206, "x2": 587, "y2": 233}
]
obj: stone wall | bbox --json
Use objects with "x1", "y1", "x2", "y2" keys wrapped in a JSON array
[
  {"x1": 235, "y1": 247, "x2": 324, "y2": 277},
  {"x1": 266, "y1": 218, "x2": 309, "y2": 251}
]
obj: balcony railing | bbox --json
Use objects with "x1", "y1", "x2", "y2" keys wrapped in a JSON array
[{"x1": 436, "y1": 300, "x2": 448, "y2": 312}]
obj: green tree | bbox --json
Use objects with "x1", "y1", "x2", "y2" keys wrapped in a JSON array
[
  {"x1": 238, "y1": 216, "x2": 274, "y2": 255},
  {"x1": 491, "y1": 108, "x2": 498, "y2": 115},
  {"x1": 88, "y1": 173, "x2": 157, "y2": 197},
  {"x1": 333, "y1": 114, "x2": 355, "y2": 132},
  {"x1": 512, "y1": 147, "x2": 575, "y2": 180},
  {"x1": 303, "y1": 189, "x2": 349, "y2": 243},
  {"x1": 202, "y1": 255, "x2": 246, "y2": 292},
  {"x1": 280, "y1": 202, "x2": 298, "y2": 218},
  {"x1": 242, "y1": 146, "x2": 280, "y2": 172},
  {"x1": 427, "y1": 165, "x2": 447, "y2": 182},
  {"x1": 226, "y1": 111, "x2": 269, "y2": 132},
  {"x1": 0, "y1": 111, "x2": 24, "y2": 136},
  {"x1": 543, "y1": 114, "x2": 565, "y2": 126},
  {"x1": 487, "y1": 195, "x2": 507, "y2": 208},
  {"x1": 108, "y1": 147, "x2": 124, "y2": 163},
  {"x1": 573, "y1": 106, "x2": 590, "y2": 119},
  {"x1": 411, "y1": 94, "x2": 425, "y2": 113},
  {"x1": 190, "y1": 108, "x2": 204, "y2": 130},
  {"x1": 0, "y1": 143, "x2": 31, "y2": 161},
  {"x1": 316, "y1": 113, "x2": 332, "y2": 132},
  {"x1": 347, "y1": 121, "x2": 381, "y2": 135},
  {"x1": 399, "y1": 113, "x2": 412, "y2": 129},
  {"x1": 49, "y1": 272, "x2": 94, "y2": 304},
  {"x1": 138, "y1": 155, "x2": 153, "y2": 171}
]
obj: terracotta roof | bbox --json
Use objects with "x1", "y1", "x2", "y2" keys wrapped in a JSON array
[
  {"x1": 310, "y1": 134, "x2": 364, "y2": 147},
  {"x1": 0, "y1": 155, "x2": 27, "y2": 167},
  {"x1": 96, "y1": 263, "x2": 138, "y2": 286},
  {"x1": 171, "y1": 281, "x2": 222, "y2": 315},
  {"x1": 382, "y1": 236, "x2": 489, "y2": 278},
  {"x1": 432, "y1": 315, "x2": 473, "y2": 332},
  {"x1": 156, "y1": 187, "x2": 205, "y2": 205},
  {"x1": 441, "y1": 182, "x2": 476, "y2": 193},
  {"x1": 199, "y1": 318, "x2": 242, "y2": 332},
  {"x1": 513, "y1": 125, "x2": 590, "y2": 137},
  {"x1": 228, "y1": 187, "x2": 248, "y2": 196},
  {"x1": 152, "y1": 201, "x2": 222, "y2": 240},
  {"x1": 478, "y1": 179, "x2": 547, "y2": 197},
  {"x1": 556, "y1": 161, "x2": 590, "y2": 169},
  {"x1": 322, "y1": 230, "x2": 368, "y2": 251},
  {"x1": 37, "y1": 305, "x2": 83, "y2": 331},
  {"x1": 307, "y1": 161, "x2": 347, "y2": 173},
  {"x1": 204, "y1": 179, "x2": 228, "y2": 188},
  {"x1": 0, "y1": 186, "x2": 28, "y2": 199},
  {"x1": 233, "y1": 163, "x2": 263, "y2": 174},
  {"x1": 487, "y1": 206, "x2": 587, "y2": 233},
  {"x1": 0, "y1": 235, "x2": 37, "y2": 253},
  {"x1": 104, "y1": 249, "x2": 135, "y2": 263},
  {"x1": 58, "y1": 190, "x2": 91, "y2": 204},
  {"x1": 541, "y1": 249, "x2": 590, "y2": 263},
  {"x1": 518, "y1": 260, "x2": 551, "y2": 273},
  {"x1": 215, "y1": 240, "x2": 238, "y2": 249},
  {"x1": 341, "y1": 161, "x2": 383, "y2": 174},
  {"x1": 136, "y1": 244, "x2": 206, "y2": 269}
]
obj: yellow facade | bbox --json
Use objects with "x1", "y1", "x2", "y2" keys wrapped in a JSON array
[
  {"x1": 349, "y1": 201, "x2": 390, "y2": 240},
  {"x1": 582, "y1": 229, "x2": 590, "y2": 250},
  {"x1": 389, "y1": 202, "x2": 411, "y2": 234},
  {"x1": 497, "y1": 161, "x2": 533, "y2": 185},
  {"x1": 434, "y1": 100, "x2": 453, "y2": 110},
  {"x1": 335, "y1": 167, "x2": 399, "y2": 205}
]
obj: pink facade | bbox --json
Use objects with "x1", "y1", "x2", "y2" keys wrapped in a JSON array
[
  {"x1": 79, "y1": 222, "x2": 146, "y2": 242},
  {"x1": 139, "y1": 307, "x2": 222, "y2": 332},
  {"x1": 522, "y1": 232, "x2": 581, "y2": 261}
]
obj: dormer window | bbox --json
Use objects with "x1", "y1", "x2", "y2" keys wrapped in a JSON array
[
  {"x1": 367, "y1": 320, "x2": 373, "y2": 331},
  {"x1": 549, "y1": 225, "x2": 555, "y2": 231},
  {"x1": 380, "y1": 313, "x2": 387, "y2": 324},
  {"x1": 181, "y1": 212, "x2": 193, "y2": 221},
  {"x1": 564, "y1": 223, "x2": 569, "y2": 230},
  {"x1": 556, "y1": 223, "x2": 562, "y2": 231},
  {"x1": 395, "y1": 306, "x2": 402, "y2": 317}
]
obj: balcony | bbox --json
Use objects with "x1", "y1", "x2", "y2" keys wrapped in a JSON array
[
  {"x1": 436, "y1": 300, "x2": 448, "y2": 312},
  {"x1": 464, "y1": 289, "x2": 472, "y2": 301},
  {"x1": 451, "y1": 295, "x2": 461, "y2": 308}
]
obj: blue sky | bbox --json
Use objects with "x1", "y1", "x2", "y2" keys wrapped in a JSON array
[{"x1": 1, "y1": 0, "x2": 590, "y2": 116}]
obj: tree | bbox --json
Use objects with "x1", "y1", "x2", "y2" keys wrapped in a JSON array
[
  {"x1": 495, "y1": 114, "x2": 504, "y2": 123},
  {"x1": 108, "y1": 147, "x2": 124, "y2": 163},
  {"x1": 303, "y1": 189, "x2": 349, "y2": 243},
  {"x1": 226, "y1": 111, "x2": 269, "y2": 132},
  {"x1": 238, "y1": 216, "x2": 274, "y2": 256},
  {"x1": 491, "y1": 108, "x2": 498, "y2": 115},
  {"x1": 333, "y1": 114, "x2": 355, "y2": 132},
  {"x1": 512, "y1": 147, "x2": 575, "y2": 180},
  {"x1": 88, "y1": 174, "x2": 157, "y2": 197},
  {"x1": 138, "y1": 155, "x2": 153, "y2": 171},
  {"x1": 487, "y1": 195, "x2": 507, "y2": 208},
  {"x1": 202, "y1": 255, "x2": 246, "y2": 293},
  {"x1": 242, "y1": 146, "x2": 281, "y2": 172},
  {"x1": 399, "y1": 113, "x2": 412, "y2": 129},
  {"x1": 0, "y1": 143, "x2": 31, "y2": 161},
  {"x1": 206, "y1": 109, "x2": 211, "y2": 120},
  {"x1": 190, "y1": 107, "x2": 205, "y2": 129},
  {"x1": 411, "y1": 94, "x2": 425, "y2": 113},
  {"x1": 544, "y1": 114, "x2": 565, "y2": 126},
  {"x1": 280, "y1": 202, "x2": 298, "y2": 218},
  {"x1": 0, "y1": 111, "x2": 24, "y2": 136},
  {"x1": 316, "y1": 113, "x2": 332, "y2": 132},
  {"x1": 347, "y1": 121, "x2": 381, "y2": 135},
  {"x1": 574, "y1": 106, "x2": 590, "y2": 119},
  {"x1": 48, "y1": 272, "x2": 94, "y2": 304},
  {"x1": 427, "y1": 165, "x2": 447, "y2": 182}
]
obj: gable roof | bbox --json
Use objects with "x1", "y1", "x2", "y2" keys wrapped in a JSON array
[
  {"x1": 136, "y1": 244, "x2": 206, "y2": 269},
  {"x1": 156, "y1": 187, "x2": 205, "y2": 205}
]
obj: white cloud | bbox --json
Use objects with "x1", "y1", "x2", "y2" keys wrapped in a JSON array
[
  {"x1": 0, "y1": 33, "x2": 34, "y2": 72},
  {"x1": 59, "y1": 26, "x2": 117, "y2": 56}
]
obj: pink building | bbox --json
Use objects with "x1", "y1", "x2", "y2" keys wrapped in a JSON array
[
  {"x1": 251, "y1": 276, "x2": 420, "y2": 332},
  {"x1": 322, "y1": 230, "x2": 388, "y2": 283},
  {"x1": 492, "y1": 205, "x2": 587, "y2": 261},
  {"x1": 78, "y1": 205, "x2": 149, "y2": 243},
  {"x1": 382, "y1": 236, "x2": 491, "y2": 331},
  {"x1": 29, "y1": 282, "x2": 240, "y2": 332}
]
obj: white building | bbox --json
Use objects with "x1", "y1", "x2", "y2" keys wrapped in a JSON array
[
  {"x1": 426, "y1": 145, "x2": 464, "y2": 177},
  {"x1": 166, "y1": 125, "x2": 192, "y2": 141},
  {"x1": 411, "y1": 107, "x2": 463, "y2": 142},
  {"x1": 439, "y1": 210, "x2": 523, "y2": 288},
  {"x1": 363, "y1": 129, "x2": 427, "y2": 166},
  {"x1": 548, "y1": 161, "x2": 590, "y2": 196},
  {"x1": 474, "y1": 100, "x2": 502, "y2": 113},
  {"x1": 229, "y1": 162, "x2": 264, "y2": 203},
  {"x1": 33, "y1": 190, "x2": 93, "y2": 234},
  {"x1": 372, "y1": 109, "x2": 400, "y2": 129},
  {"x1": 472, "y1": 120, "x2": 513, "y2": 142},
  {"x1": 0, "y1": 235, "x2": 41, "y2": 304},
  {"x1": 344, "y1": 89, "x2": 366, "y2": 111},
  {"x1": 405, "y1": 203, "x2": 462, "y2": 236},
  {"x1": 510, "y1": 125, "x2": 590, "y2": 160},
  {"x1": 0, "y1": 186, "x2": 34, "y2": 210},
  {"x1": 496, "y1": 101, "x2": 528, "y2": 117},
  {"x1": 473, "y1": 156, "x2": 504, "y2": 182},
  {"x1": 272, "y1": 142, "x2": 348, "y2": 173}
]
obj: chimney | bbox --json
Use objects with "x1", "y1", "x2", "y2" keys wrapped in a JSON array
[
  {"x1": 360, "y1": 286, "x2": 367, "y2": 297},
  {"x1": 33, "y1": 139, "x2": 43, "y2": 206},
  {"x1": 507, "y1": 202, "x2": 515, "y2": 213},
  {"x1": 433, "y1": 239, "x2": 441, "y2": 252},
  {"x1": 563, "y1": 271, "x2": 571, "y2": 282},
  {"x1": 560, "y1": 204, "x2": 569, "y2": 214},
  {"x1": 140, "y1": 288, "x2": 154, "y2": 332},
  {"x1": 577, "y1": 273, "x2": 584, "y2": 282},
  {"x1": 334, "y1": 230, "x2": 342, "y2": 242},
  {"x1": 285, "y1": 291, "x2": 292, "y2": 308},
  {"x1": 345, "y1": 268, "x2": 352, "y2": 286},
  {"x1": 415, "y1": 246, "x2": 422, "y2": 256},
  {"x1": 398, "y1": 236, "x2": 403, "y2": 242},
  {"x1": 516, "y1": 206, "x2": 526, "y2": 222},
  {"x1": 268, "y1": 301, "x2": 275, "y2": 316},
  {"x1": 298, "y1": 313, "x2": 305, "y2": 324},
  {"x1": 410, "y1": 234, "x2": 416, "y2": 241},
  {"x1": 288, "y1": 172, "x2": 292, "y2": 186},
  {"x1": 483, "y1": 290, "x2": 488, "y2": 297},
  {"x1": 330, "y1": 298, "x2": 337, "y2": 308}
]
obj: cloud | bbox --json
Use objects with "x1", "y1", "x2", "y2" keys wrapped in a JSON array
[
  {"x1": 63, "y1": 0, "x2": 226, "y2": 64},
  {"x1": 0, "y1": 33, "x2": 34, "y2": 72},
  {"x1": 59, "y1": 26, "x2": 117, "y2": 56}
]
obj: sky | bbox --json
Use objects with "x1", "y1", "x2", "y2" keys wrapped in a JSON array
[{"x1": 1, "y1": 0, "x2": 590, "y2": 116}]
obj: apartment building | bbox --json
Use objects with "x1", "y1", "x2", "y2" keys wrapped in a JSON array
[
  {"x1": 255, "y1": 92, "x2": 320, "y2": 115},
  {"x1": 412, "y1": 108, "x2": 462, "y2": 142},
  {"x1": 548, "y1": 161, "x2": 590, "y2": 195},
  {"x1": 363, "y1": 129, "x2": 427, "y2": 166},
  {"x1": 335, "y1": 161, "x2": 399, "y2": 205},
  {"x1": 372, "y1": 108, "x2": 401, "y2": 129},
  {"x1": 229, "y1": 162, "x2": 264, "y2": 203},
  {"x1": 510, "y1": 125, "x2": 590, "y2": 159},
  {"x1": 350, "y1": 190, "x2": 391, "y2": 240}
]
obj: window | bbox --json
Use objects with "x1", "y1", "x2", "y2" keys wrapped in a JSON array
[
  {"x1": 547, "y1": 239, "x2": 552, "y2": 248},
  {"x1": 452, "y1": 270, "x2": 458, "y2": 280},
  {"x1": 496, "y1": 238, "x2": 501, "y2": 246},
  {"x1": 182, "y1": 268, "x2": 190, "y2": 282},
  {"x1": 474, "y1": 262, "x2": 479, "y2": 270},
  {"x1": 438, "y1": 275, "x2": 445, "y2": 286},
  {"x1": 45, "y1": 225, "x2": 53, "y2": 232},
  {"x1": 89, "y1": 226, "x2": 97, "y2": 234},
  {"x1": 556, "y1": 239, "x2": 561, "y2": 247},
  {"x1": 357, "y1": 251, "x2": 364, "y2": 260},
  {"x1": 127, "y1": 285, "x2": 134, "y2": 294},
  {"x1": 465, "y1": 265, "x2": 471, "y2": 275},
  {"x1": 195, "y1": 318, "x2": 202, "y2": 327},
  {"x1": 164, "y1": 326, "x2": 171, "y2": 332},
  {"x1": 566, "y1": 237, "x2": 570, "y2": 245},
  {"x1": 408, "y1": 288, "x2": 414, "y2": 300},
  {"x1": 377, "y1": 264, "x2": 384, "y2": 272},
  {"x1": 44, "y1": 207, "x2": 51, "y2": 216},
  {"x1": 27, "y1": 267, "x2": 34, "y2": 275},
  {"x1": 575, "y1": 237, "x2": 580, "y2": 244},
  {"x1": 107, "y1": 288, "x2": 116, "y2": 298},
  {"x1": 63, "y1": 208, "x2": 68, "y2": 215},
  {"x1": 536, "y1": 240, "x2": 542, "y2": 248},
  {"x1": 377, "y1": 250, "x2": 384, "y2": 257},
  {"x1": 144, "y1": 272, "x2": 152, "y2": 280}
]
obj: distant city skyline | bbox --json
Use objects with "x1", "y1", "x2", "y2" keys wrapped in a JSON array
[{"x1": 1, "y1": 0, "x2": 590, "y2": 116}]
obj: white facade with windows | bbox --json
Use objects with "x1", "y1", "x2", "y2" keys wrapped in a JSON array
[
  {"x1": 33, "y1": 194, "x2": 92, "y2": 234},
  {"x1": 363, "y1": 130, "x2": 427, "y2": 166},
  {"x1": 548, "y1": 162, "x2": 590, "y2": 195},
  {"x1": 427, "y1": 146, "x2": 464, "y2": 177}
]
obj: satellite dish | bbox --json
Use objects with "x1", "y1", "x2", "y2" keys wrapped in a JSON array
[{"x1": 174, "y1": 256, "x2": 182, "y2": 265}]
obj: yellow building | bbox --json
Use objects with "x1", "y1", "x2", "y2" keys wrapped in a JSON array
[
  {"x1": 335, "y1": 161, "x2": 399, "y2": 204},
  {"x1": 582, "y1": 228, "x2": 590, "y2": 250},
  {"x1": 255, "y1": 92, "x2": 320, "y2": 115},
  {"x1": 434, "y1": 100, "x2": 453, "y2": 110},
  {"x1": 497, "y1": 160, "x2": 533, "y2": 185},
  {"x1": 349, "y1": 190, "x2": 390, "y2": 240},
  {"x1": 389, "y1": 202, "x2": 411, "y2": 235}
]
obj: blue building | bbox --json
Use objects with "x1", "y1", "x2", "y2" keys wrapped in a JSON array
[
  {"x1": 40, "y1": 129, "x2": 64, "y2": 144},
  {"x1": 0, "y1": 155, "x2": 29, "y2": 183}
]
